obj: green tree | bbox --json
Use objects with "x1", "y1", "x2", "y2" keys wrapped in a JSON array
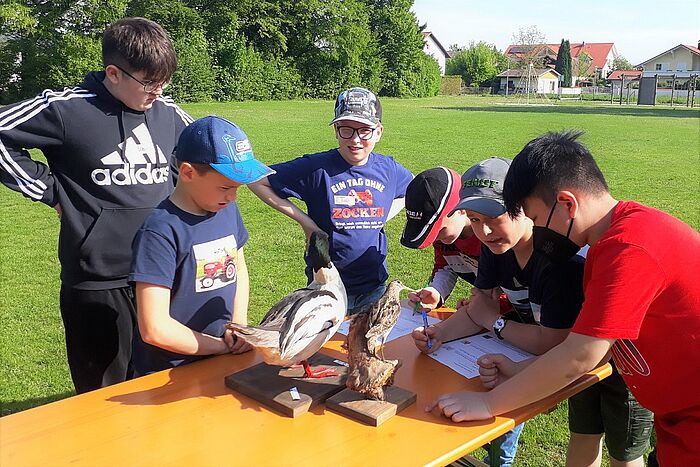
[
  {"x1": 365, "y1": 0, "x2": 437, "y2": 97},
  {"x1": 2, "y1": 1, "x2": 126, "y2": 102},
  {"x1": 128, "y1": 0, "x2": 217, "y2": 101},
  {"x1": 555, "y1": 39, "x2": 572, "y2": 87},
  {"x1": 612, "y1": 55, "x2": 634, "y2": 71},
  {"x1": 575, "y1": 50, "x2": 592, "y2": 84},
  {"x1": 446, "y1": 41, "x2": 501, "y2": 87},
  {"x1": 511, "y1": 25, "x2": 547, "y2": 68}
]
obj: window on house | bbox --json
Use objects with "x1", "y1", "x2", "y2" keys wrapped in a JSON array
[
  {"x1": 655, "y1": 64, "x2": 662, "y2": 70},
  {"x1": 677, "y1": 63, "x2": 688, "y2": 72}
]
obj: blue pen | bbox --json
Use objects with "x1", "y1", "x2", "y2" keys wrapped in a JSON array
[
  {"x1": 421, "y1": 308, "x2": 432, "y2": 350},
  {"x1": 414, "y1": 287, "x2": 433, "y2": 349}
]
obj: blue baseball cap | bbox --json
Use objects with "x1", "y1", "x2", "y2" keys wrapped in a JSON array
[{"x1": 175, "y1": 116, "x2": 275, "y2": 184}]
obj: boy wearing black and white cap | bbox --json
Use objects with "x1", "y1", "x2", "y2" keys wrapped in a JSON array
[
  {"x1": 250, "y1": 88, "x2": 413, "y2": 314},
  {"x1": 400, "y1": 167, "x2": 482, "y2": 310}
]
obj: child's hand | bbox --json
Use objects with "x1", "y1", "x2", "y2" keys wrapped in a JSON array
[
  {"x1": 477, "y1": 353, "x2": 519, "y2": 389},
  {"x1": 408, "y1": 287, "x2": 441, "y2": 309},
  {"x1": 425, "y1": 390, "x2": 493, "y2": 422},
  {"x1": 229, "y1": 335, "x2": 253, "y2": 354},
  {"x1": 223, "y1": 329, "x2": 253, "y2": 354},
  {"x1": 411, "y1": 324, "x2": 443, "y2": 354}
]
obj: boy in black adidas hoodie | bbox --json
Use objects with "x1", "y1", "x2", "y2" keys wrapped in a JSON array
[{"x1": 0, "y1": 17, "x2": 192, "y2": 393}]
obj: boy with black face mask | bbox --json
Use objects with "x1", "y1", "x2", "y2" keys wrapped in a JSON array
[
  {"x1": 412, "y1": 157, "x2": 593, "y2": 467},
  {"x1": 426, "y1": 131, "x2": 699, "y2": 467}
]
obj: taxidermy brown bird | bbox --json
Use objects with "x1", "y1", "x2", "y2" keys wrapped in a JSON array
[
  {"x1": 227, "y1": 231, "x2": 347, "y2": 378},
  {"x1": 345, "y1": 280, "x2": 413, "y2": 400}
]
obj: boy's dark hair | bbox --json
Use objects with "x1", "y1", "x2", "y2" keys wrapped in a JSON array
[
  {"x1": 102, "y1": 17, "x2": 177, "y2": 84},
  {"x1": 176, "y1": 159, "x2": 215, "y2": 175},
  {"x1": 503, "y1": 130, "x2": 609, "y2": 217}
]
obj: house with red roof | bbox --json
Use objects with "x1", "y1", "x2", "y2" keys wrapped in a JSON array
[
  {"x1": 635, "y1": 43, "x2": 700, "y2": 77},
  {"x1": 505, "y1": 42, "x2": 617, "y2": 84}
]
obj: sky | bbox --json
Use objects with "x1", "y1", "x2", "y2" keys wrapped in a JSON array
[{"x1": 411, "y1": 0, "x2": 700, "y2": 65}]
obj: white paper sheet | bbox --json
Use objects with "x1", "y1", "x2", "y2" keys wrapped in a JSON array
[
  {"x1": 427, "y1": 332, "x2": 534, "y2": 379},
  {"x1": 336, "y1": 306, "x2": 440, "y2": 343}
]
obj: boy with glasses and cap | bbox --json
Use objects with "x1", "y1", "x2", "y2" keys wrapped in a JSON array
[
  {"x1": 0, "y1": 17, "x2": 192, "y2": 393},
  {"x1": 250, "y1": 87, "x2": 413, "y2": 314},
  {"x1": 129, "y1": 116, "x2": 274, "y2": 375}
]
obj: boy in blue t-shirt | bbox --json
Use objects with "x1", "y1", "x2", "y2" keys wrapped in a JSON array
[
  {"x1": 250, "y1": 88, "x2": 413, "y2": 313},
  {"x1": 129, "y1": 116, "x2": 274, "y2": 375}
]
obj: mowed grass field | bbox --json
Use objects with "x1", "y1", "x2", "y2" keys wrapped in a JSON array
[{"x1": 1, "y1": 95, "x2": 698, "y2": 466}]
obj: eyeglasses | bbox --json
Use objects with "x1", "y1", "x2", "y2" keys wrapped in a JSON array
[
  {"x1": 335, "y1": 126, "x2": 376, "y2": 140},
  {"x1": 113, "y1": 64, "x2": 169, "y2": 93}
]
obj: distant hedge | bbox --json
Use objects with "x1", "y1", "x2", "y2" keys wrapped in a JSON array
[{"x1": 440, "y1": 75, "x2": 462, "y2": 95}]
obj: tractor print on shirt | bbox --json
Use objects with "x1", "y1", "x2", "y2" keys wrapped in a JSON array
[{"x1": 193, "y1": 235, "x2": 238, "y2": 292}]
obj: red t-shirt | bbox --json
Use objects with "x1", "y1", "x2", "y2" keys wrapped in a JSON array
[{"x1": 572, "y1": 201, "x2": 700, "y2": 463}]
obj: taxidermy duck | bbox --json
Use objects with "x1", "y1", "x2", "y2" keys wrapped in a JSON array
[
  {"x1": 227, "y1": 231, "x2": 347, "y2": 378},
  {"x1": 345, "y1": 280, "x2": 413, "y2": 400}
]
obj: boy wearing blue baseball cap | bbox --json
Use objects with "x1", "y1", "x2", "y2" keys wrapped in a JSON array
[{"x1": 129, "y1": 116, "x2": 274, "y2": 375}]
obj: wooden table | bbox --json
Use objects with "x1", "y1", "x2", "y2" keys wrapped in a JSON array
[{"x1": 1, "y1": 330, "x2": 611, "y2": 467}]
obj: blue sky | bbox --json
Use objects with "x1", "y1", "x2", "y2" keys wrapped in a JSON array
[{"x1": 411, "y1": 0, "x2": 700, "y2": 64}]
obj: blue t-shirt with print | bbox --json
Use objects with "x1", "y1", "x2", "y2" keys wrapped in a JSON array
[
  {"x1": 474, "y1": 245, "x2": 584, "y2": 328},
  {"x1": 129, "y1": 198, "x2": 249, "y2": 375},
  {"x1": 268, "y1": 149, "x2": 413, "y2": 296}
]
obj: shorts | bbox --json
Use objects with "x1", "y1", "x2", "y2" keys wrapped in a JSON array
[
  {"x1": 346, "y1": 283, "x2": 386, "y2": 315},
  {"x1": 568, "y1": 364, "x2": 654, "y2": 461}
]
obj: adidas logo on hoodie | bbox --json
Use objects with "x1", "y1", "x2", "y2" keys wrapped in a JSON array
[{"x1": 91, "y1": 123, "x2": 170, "y2": 186}]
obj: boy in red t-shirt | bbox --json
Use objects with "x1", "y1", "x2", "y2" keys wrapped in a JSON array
[
  {"x1": 425, "y1": 130, "x2": 700, "y2": 466},
  {"x1": 400, "y1": 167, "x2": 482, "y2": 309}
]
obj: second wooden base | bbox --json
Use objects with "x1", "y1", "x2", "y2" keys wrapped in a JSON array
[{"x1": 325, "y1": 386, "x2": 416, "y2": 426}]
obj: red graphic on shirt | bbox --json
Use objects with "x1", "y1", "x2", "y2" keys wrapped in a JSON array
[
  {"x1": 611, "y1": 339, "x2": 651, "y2": 377},
  {"x1": 349, "y1": 189, "x2": 373, "y2": 206}
]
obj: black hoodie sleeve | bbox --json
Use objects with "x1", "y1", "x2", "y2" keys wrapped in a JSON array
[{"x1": 0, "y1": 90, "x2": 66, "y2": 207}]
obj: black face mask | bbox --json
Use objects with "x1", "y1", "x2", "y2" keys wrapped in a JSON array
[{"x1": 533, "y1": 203, "x2": 580, "y2": 264}]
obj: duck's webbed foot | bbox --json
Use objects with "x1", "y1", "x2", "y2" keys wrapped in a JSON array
[{"x1": 302, "y1": 360, "x2": 337, "y2": 378}]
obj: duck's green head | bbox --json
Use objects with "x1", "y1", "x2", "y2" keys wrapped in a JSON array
[{"x1": 308, "y1": 230, "x2": 331, "y2": 272}]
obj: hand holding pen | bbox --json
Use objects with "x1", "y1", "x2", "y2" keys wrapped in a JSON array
[{"x1": 414, "y1": 300, "x2": 433, "y2": 350}]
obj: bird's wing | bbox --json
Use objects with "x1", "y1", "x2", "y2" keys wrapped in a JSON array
[
  {"x1": 365, "y1": 295, "x2": 402, "y2": 347},
  {"x1": 259, "y1": 288, "x2": 316, "y2": 328},
  {"x1": 278, "y1": 289, "x2": 342, "y2": 361},
  {"x1": 228, "y1": 323, "x2": 281, "y2": 349}
]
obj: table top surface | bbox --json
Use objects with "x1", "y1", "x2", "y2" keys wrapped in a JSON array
[{"x1": 1, "y1": 324, "x2": 611, "y2": 467}]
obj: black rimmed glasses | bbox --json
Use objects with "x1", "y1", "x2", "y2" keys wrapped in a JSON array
[
  {"x1": 335, "y1": 125, "x2": 376, "y2": 140},
  {"x1": 113, "y1": 64, "x2": 170, "y2": 93}
]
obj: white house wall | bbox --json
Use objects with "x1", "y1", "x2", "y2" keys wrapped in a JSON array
[{"x1": 423, "y1": 38, "x2": 446, "y2": 75}]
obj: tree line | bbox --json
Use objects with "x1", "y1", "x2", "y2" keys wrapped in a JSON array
[{"x1": 0, "y1": 0, "x2": 441, "y2": 104}]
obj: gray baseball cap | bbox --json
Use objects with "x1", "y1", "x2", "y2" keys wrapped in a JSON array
[
  {"x1": 330, "y1": 87, "x2": 382, "y2": 126},
  {"x1": 453, "y1": 157, "x2": 512, "y2": 217}
]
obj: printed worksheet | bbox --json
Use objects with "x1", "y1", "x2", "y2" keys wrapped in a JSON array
[
  {"x1": 427, "y1": 332, "x2": 534, "y2": 379},
  {"x1": 336, "y1": 306, "x2": 440, "y2": 343}
]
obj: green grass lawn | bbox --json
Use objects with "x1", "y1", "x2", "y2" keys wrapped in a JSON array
[{"x1": 1, "y1": 95, "x2": 698, "y2": 466}]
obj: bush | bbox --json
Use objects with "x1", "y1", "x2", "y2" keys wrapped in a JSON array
[
  {"x1": 168, "y1": 31, "x2": 217, "y2": 102},
  {"x1": 217, "y1": 44, "x2": 303, "y2": 101},
  {"x1": 397, "y1": 52, "x2": 440, "y2": 97},
  {"x1": 440, "y1": 75, "x2": 462, "y2": 95}
]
